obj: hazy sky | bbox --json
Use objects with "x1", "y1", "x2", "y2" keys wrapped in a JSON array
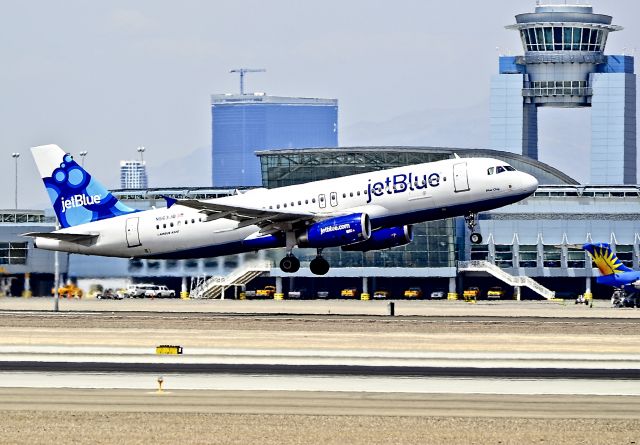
[{"x1": 1, "y1": 0, "x2": 638, "y2": 209}]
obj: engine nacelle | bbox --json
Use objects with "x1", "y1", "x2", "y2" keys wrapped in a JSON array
[
  {"x1": 298, "y1": 213, "x2": 371, "y2": 248},
  {"x1": 341, "y1": 225, "x2": 413, "y2": 252}
]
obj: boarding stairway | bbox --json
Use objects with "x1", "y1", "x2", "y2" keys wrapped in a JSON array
[
  {"x1": 457, "y1": 260, "x2": 555, "y2": 300},
  {"x1": 189, "y1": 261, "x2": 272, "y2": 299}
]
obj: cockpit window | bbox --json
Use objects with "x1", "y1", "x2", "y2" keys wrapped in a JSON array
[
  {"x1": 496, "y1": 166, "x2": 505, "y2": 173},
  {"x1": 487, "y1": 167, "x2": 494, "y2": 175},
  {"x1": 504, "y1": 165, "x2": 515, "y2": 171}
]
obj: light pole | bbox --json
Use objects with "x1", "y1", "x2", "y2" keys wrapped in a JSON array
[
  {"x1": 137, "y1": 146, "x2": 145, "y2": 163},
  {"x1": 79, "y1": 150, "x2": 87, "y2": 167},
  {"x1": 11, "y1": 152, "x2": 20, "y2": 209}
]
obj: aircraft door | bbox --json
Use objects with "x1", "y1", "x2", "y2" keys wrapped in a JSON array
[
  {"x1": 125, "y1": 217, "x2": 142, "y2": 248},
  {"x1": 453, "y1": 162, "x2": 470, "y2": 192},
  {"x1": 330, "y1": 192, "x2": 338, "y2": 207},
  {"x1": 318, "y1": 194, "x2": 326, "y2": 209}
]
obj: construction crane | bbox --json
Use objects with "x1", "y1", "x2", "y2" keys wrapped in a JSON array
[{"x1": 229, "y1": 68, "x2": 266, "y2": 95}]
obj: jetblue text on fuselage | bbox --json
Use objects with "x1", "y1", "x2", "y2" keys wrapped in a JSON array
[
  {"x1": 366, "y1": 172, "x2": 440, "y2": 203},
  {"x1": 60, "y1": 194, "x2": 102, "y2": 213}
]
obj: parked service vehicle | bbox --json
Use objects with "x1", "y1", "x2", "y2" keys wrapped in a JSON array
[
  {"x1": 123, "y1": 284, "x2": 156, "y2": 298},
  {"x1": 316, "y1": 291, "x2": 330, "y2": 299},
  {"x1": 96, "y1": 288, "x2": 122, "y2": 300},
  {"x1": 288, "y1": 290, "x2": 306, "y2": 299},
  {"x1": 341, "y1": 288, "x2": 359, "y2": 298},
  {"x1": 430, "y1": 290, "x2": 445, "y2": 299},
  {"x1": 487, "y1": 286, "x2": 505, "y2": 299},
  {"x1": 256, "y1": 285, "x2": 276, "y2": 299},
  {"x1": 144, "y1": 285, "x2": 176, "y2": 298},
  {"x1": 55, "y1": 283, "x2": 83, "y2": 299},
  {"x1": 463, "y1": 287, "x2": 480, "y2": 300},
  {"x1": 404, "y1": 287, "x2": 423, "y2": 299},
  {"x1": 373, "y1": 290, "x2": 390, "y2": 300},
  {"x1": 243, "y1": 290, "x2": 257, "y2": 299}
]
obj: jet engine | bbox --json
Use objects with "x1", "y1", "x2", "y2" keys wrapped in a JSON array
[
  {"x1": 341, "y1": 225, "x2": 413, "y2": 252},
  {"x1": 298, "y1": 213, "x2": 371, "y2": 248}
]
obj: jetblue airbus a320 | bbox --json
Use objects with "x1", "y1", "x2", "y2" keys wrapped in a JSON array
[{"x1": 25, "y1": 144, "x2": 538, "y2": 275}]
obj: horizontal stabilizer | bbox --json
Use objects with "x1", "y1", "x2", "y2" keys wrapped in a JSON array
[{"x1": 22, "y1": 232, "x2": 99, "y2": 243}]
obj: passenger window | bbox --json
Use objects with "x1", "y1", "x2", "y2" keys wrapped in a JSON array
[
  {"x1": 191, "y1": 219, "x2": 195, "y2": 224},
  {"x1": 487, "y1": 167, "x2": 494, "y2": 175},
  {"x1": 298, "y1": 200, "x2": 302, "y2": 205},
  {"x1": 156, "y1": 225, "x2": 159, "y2": 230},
  {"x1": 342, "y1": 193, "x2": 346, "y2": 198},
  {"x1": 305, "y1": 199, "x2": 309, "y2": 204},
  {"x1": 350, "y1": 192, "x2": 353, "y2": 197},
  {"x1": 163, "y1": 224, "x2": 166, "y2": 229},
  {"x1": 312, "y1": 198, "x2": 316, "y2": 203},
  {"x1": 357, "y1": 191, "x2": 361, "y2": 196}
]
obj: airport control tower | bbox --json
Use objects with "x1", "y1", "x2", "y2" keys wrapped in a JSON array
[{"x1": 490, "y1": 3, "x2": 636, "y2": 184}]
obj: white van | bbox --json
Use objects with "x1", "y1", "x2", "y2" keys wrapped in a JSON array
[{"x1": 122, "y1": 284, "x2": 156, "y2": 298}]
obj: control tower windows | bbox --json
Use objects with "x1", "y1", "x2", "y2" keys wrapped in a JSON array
[
  {"x1": 563, "y1": 27, "x2": 572, "y2": 50},
  {"x1": 581, "y1": 28, "x2": 590, "y2": 50},
  {"x1": 572, "y1": 27, "x2": 581, "y2": 50},
  {"x1": 554, "y1": 27, "x2": 563, "y2": 50},
  {"x1": 521, "y1": 26, "x2": 607, "y2": 52},
  {"x1": 544, "y1": 27, "x2": 553, "y2": 50},
  {"x1": 536, "y1": 28, "x2": 544, "y2": 51}
]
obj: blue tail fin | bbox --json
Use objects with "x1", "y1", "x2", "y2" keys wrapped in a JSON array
[
  {"x1": 31, "y1": 144, "x2": 137, "y2": 228},
  {"x1": 582, "y1": 242, "x2": 633, "y2": 275}
]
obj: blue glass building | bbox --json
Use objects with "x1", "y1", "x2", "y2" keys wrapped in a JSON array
[
  {"x1": 490, "y1": 4, "x2": 636, "y2": 184},
  {"x1": 211, "y1": 94, "x2": 338, "y2": 187}
]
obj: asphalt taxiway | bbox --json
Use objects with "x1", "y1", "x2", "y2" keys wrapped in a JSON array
[{"x1": 0, "y1": 298, "x2": 639, "y2": 444}]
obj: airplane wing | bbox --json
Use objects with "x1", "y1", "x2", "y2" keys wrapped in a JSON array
[
  {"x1": 22, "y1": 232, "x2": 99, "y2": 243},
  {"x1": 167, "y1": 197, "x2": 316, "y2": 231}
]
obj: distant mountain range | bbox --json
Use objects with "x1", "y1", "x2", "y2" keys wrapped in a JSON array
[{"x1": 149, "y1": 103, "x2": 599, "y2": 189}]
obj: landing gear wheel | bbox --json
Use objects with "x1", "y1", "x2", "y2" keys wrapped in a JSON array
[
  {"x1": 310, "y1": 256, "x2": 330, "y2": 276},
  {"x1": 464, "y1": 213, "x2": 482, "y2": 244},
  {"x1": 279, "y1": 255, "x2": 300, "y2": 273}
]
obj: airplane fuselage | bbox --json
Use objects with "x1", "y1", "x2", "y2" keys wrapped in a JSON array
[{"x1": 33, "y1": 157, "x2": 538, "y2": 259}]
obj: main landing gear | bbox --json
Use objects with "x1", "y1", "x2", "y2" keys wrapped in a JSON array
[
  {"x1": 310, "y1": 249, "x2": 330, "y2": 276},
  {"x1": 279, "y1": 249, "x2": 330, "y2": 275},
  {"x1": 279, "y1": 254, "x2": 300, "y2": 273},
  {"x1": 465, "y1": 213, "x2": 483, "y2": 244}
]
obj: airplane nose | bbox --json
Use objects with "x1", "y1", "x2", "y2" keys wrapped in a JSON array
[{"x1": 521, "y1": 173, "x2": 538, "y2": 194}]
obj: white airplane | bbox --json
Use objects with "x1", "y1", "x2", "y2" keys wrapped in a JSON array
[{"x1": 25, "y1": 144, "x2": 538, "y2": 275}]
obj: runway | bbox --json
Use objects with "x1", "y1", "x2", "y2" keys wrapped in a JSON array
[{"x1": 1, "y1": 299, "x2": 639, "y2": 444}]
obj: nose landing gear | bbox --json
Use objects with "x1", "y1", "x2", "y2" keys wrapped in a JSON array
[{"x1": 465, "y1": 213, "x2": 483, "y2": 244}]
